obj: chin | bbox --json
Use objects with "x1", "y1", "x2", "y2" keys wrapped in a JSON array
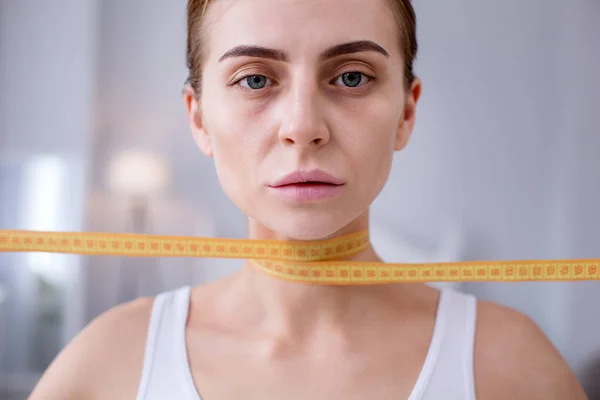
[{"x1": 261, "y1": 207, "x2": 363, "y2": 241}]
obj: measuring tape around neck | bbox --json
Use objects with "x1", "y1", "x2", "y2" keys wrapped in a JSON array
[{"x1": 1, "y1": 229, "x2": 598, "y2": 284}]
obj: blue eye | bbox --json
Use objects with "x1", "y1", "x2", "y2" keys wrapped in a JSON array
[
  {"x1": 235, "y1": 72, "x2": 371, "y2": 91},
  {"x1": 335, "y1": 72, "x2": 370, "y2": 88},
  {"x1": 239, "y1": 75, "x2": 271, "y2": 90}
]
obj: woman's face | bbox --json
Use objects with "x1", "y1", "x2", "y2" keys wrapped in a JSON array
[{"x1": 186, "y1": 0, "x2": 421, "y2": 240}]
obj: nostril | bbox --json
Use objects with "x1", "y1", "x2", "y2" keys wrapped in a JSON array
[{"x1": 280, "y1": 135, "x2": 326, "y2": 146}]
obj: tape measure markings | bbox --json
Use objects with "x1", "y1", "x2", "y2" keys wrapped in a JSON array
[
  {"x1": 1, "y1": 229, "x2": 599, "y2": 284},
  {"x1": 0, "y1": 230, "x2": 369, "y2": 261}
]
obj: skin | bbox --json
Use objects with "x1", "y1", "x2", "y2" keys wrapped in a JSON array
[{"x1": 29, "y1": 0, "x2": 587, "y2": 399}]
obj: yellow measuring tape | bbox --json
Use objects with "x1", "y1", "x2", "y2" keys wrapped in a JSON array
[{"x1": 1, "y1": 229, "x2": 599, "y2": 284}]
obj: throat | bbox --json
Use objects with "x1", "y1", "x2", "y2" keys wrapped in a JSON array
[
  {"x1": 234, "y1": 270, "x2": 397, "y2": 339},
  {"x1": 237, "y1": 218, "x2": 382, "y2": 337},
  {"x1": 227, "y1": 243, "x2": 388, "y2": 338}
]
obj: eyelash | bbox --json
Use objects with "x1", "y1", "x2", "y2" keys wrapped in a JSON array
[{"x1": 230, "y1": 71, "x2": 376, "y2": 91}]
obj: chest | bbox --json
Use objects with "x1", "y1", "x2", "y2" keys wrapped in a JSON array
[{"x1": 186, "y1": 332, "x2": 433, "y2": 400}]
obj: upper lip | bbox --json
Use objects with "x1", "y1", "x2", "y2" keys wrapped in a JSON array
[{"x1": 270, "y1": 169, "x2": 345, "y2": 187}]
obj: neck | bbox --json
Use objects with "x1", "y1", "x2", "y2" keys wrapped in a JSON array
[{"x1": 226, "y1": 211, "x2": 396, "y2": 339}]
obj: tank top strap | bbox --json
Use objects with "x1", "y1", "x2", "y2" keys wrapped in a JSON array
[
  {"x1": 136, "y1": 286, "x2": 197, "y2": 400},
  {"x1": 413, "y1": 288, "x2": 478, "y2": 400}
]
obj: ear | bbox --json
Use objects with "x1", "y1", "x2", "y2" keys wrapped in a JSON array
[
  {"x1": 394, "y1": 78, "x2": 422, "y2": 151},
  {"x1": 184, "y1": 86, "x2": 213, "y2": 157}
]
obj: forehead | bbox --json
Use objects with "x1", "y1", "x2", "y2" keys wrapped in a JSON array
[{"x1": 203, "y1": 0, "x2": 400, "y2": 61}]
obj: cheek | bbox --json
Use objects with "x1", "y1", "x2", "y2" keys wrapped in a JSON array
[
  {"x1": 211, "y1": 129, "x2": 253, "y2": 188},
  {"x1": 210, "y1": 129, "x2": 260, "y2": 216},
  {"x1": 203, "y1": 85, "x2": 270, "y2": 162},
  {"x1": 346, "y1": 106, "x2": 398, "y2": 188},
  {"x1": 205, "y1": 106, "x2": 270, "y2": 200},
  {"x1": 359, "y1": 135, "x2": 394, "y2": 196},
  {"x1": 204, "y1": 94, "x2": 248, "y2": 162}
]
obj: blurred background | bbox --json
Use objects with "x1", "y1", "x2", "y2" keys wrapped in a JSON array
[{"x1": 0, "y1": 0, "x2": 599, "y2": 398}]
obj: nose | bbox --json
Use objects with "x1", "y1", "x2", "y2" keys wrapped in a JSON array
[{"x1": 277, "y1": 80, "x2": 330, "y2": 148}]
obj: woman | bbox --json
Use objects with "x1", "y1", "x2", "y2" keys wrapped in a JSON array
[{"x1": 30, "y1": 0, "x2": 586, "y2": 399}]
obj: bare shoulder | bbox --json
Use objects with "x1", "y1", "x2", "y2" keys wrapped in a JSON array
[
  {"x1": 29, "y1": 296, "x2": 155, "y2": 400},
  {"x1": 474, "y1": 299, "x2": 587, "y2": 399}
]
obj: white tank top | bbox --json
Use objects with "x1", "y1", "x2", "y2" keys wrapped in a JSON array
[{"x1": 136, "y1": 286, "x2": 478, "y2": 400}]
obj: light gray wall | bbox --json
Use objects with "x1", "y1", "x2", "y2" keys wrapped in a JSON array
[{"x1": 0, "y1": 0, "x2": 98, "y2": 387}]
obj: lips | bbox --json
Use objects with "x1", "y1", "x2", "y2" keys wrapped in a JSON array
[
  {"x1": 268, "y1": 170, "x2": 345, "y2": 201},
  {"x1": 270, "y1": 170, "x2": 345, "y2": 187}
]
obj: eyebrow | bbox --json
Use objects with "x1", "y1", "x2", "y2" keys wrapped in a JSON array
[{"x1": 218, "y1": 40, "x2": 390, "y2": 63}]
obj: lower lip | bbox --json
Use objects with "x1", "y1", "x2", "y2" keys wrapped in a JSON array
[{"x1": 269, "y1": 183, "x2": 344, "y2": 201}]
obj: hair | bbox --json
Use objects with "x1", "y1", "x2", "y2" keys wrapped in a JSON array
[{"x1": 186, "y1": 0, "x2": 417, "y2": 93}]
